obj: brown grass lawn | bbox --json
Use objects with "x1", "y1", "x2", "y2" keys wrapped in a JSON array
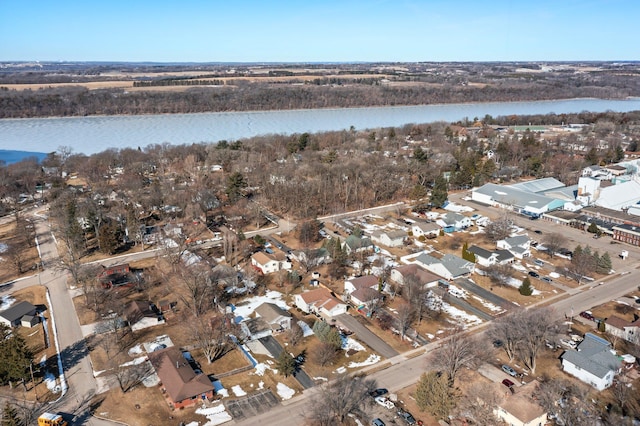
[
  {"x1": 395, "y1": 382, "x2": 440, "y2": 426},
  {"x1": 0, "y1": 221, "x2": 40, "y2": 284}
]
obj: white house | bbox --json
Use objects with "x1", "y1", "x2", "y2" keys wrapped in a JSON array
[
  {"x1": 496, "y1": 235, "x2": 531, "y2": 259},
  {"x1": 411, "y1": 221, "x2": 441, "y2": 239},
  {"x1": 466, "y1": 245, "x2": 498, "y2": 267},
  {"x1": 370, "y1": 229, "x2": 406, "y2": 248},
  {"x1": 293, "y1": 287, "x2": 348, "y2": 319},
  {"x1": 604, "y1": 315, "x2": 640, "y2": 343},
  {"x1": 561, "y1": 333, "x2": 622, "y2": 391},
  {"x1": 251, "y1": 251, "x2": 291, "y2": 274},
  {"x1": 414, "y1": 253, "x2": 474, "y2": 280},
  {"x1": 438, "y1": 212, "x2": 472, "y2": 230}
]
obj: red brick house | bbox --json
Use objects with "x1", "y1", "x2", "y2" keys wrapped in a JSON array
[
  {"x1": 98, "y1": 263, "x2": 137, "y2": 289},
  {"x1": 147, "y1": 346, "x2": 215, "y2": 409}
]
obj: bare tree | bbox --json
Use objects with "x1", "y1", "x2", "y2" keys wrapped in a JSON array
[
  {"x1": 489, "y1": 307, "x2": 558, "y2": 373},
  {"x1": 306, "y1": 374, "x2": 377, "y2": 425},
  {"x1": 486, "y1": 263, "x2": 514, "y2": 288},
  {"x1": 543, "y1": 232, "x2": 568, "y2": 258},
  {"x1": 113, "y1": 354, "x2": 153, "y2": 393},
  {"x1": 286, "y1": 321, "x2": 304, "y2": 346},
  {"x1": 455, "y1": 381, "x2": 503, "y2": 425},
  {"x1": 5, "y1": 241, "x2": 27, "y2": 274},
  {"x1": 429, "y1": 328, "x2": 488, "y2": 386},
  {"x1": 484, "y1": 213, "x2": 513, "y2": 242},
  {"x1": 396, "y1": 302, "x2": 416, "y2": 341},
  {"x1": 313, "y1": 342, "x2": 339, "y2": 367},
  {"x1": 566, "y1": 250, "x2": 596, "y2": 284},
  {"x1": 535, "y1": 376, "x2": 598, "y2": 426},
  {"x1": 190, "y1": 314, "x2": 238, "y2": 364}
]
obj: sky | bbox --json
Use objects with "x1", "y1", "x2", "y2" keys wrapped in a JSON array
[{"x1": 1, "y1": 0, "x2": 638, "y2": 63}]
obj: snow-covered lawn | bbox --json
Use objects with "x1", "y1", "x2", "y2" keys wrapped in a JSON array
[
  {"x1": 252, "y1": 362, "x2": 272, "y2": 376},
  {"x1": 442, "y1": 302, "x2": 483, "y2": 327},
  {"x1": 231, "y1": 385, "x2": 247, "y2": 397},
  {"x1": 276, "y1": 382, "x2": 295, "y2": 400},
  {"x1": 195, "y1": 404, "x2": 233, "y2": 426},
  {"x1": 120, "y1": 356, "x2": 147, "y2": 367},
  {"x1": 232, "y1": 291, "x2": 289, "y2": 321},
  {"x1": 348, "y1": 354, "x2": 380, "y2": 368}
]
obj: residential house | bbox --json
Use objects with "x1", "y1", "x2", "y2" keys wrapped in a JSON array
[
  {"x1": 0, "y1": 301, "x2": 37, "y2": 327},
  {"x1": 370, "y1": 229, "x2": 406, "y2": 248},
  {"x1": 124, "y1": 300, "x2": 165, "y2": 332},
  {"x1": 390, "y1": 264, "x2": 441, "y2": 288},
  {"x1": 467, "y1": 245, "x2": 498, "y2": 267},
  {"x1": 604, "y1": 315, "x2": 640, "y2": 343},
  {"x1": 98, "y1": 263, "x2": 138, "y2": 289},
  {"x1": 411, "y1": 221, "x2": 441, "y2": 239},
  {"x1": 496, "y1": 235, "x2": 531, "y2": 259},
  {"x1": 251, "y1": 251, "x2": 291, "y2": 275},
  {"x1": 494, "y1": 380, "x2": 548, "y2": 426},
  {"x1": 438, "y1": 212, "x2": 472, "y2": 231},
  {"x1": 342, "y1": 235, "x2": 374, "y2": 255},
  {"x1": 560, "y1": 333, "x2": 622, "y2": 390},
  {"x1": 344, "y1": 275, "x2": 381, "y2": 306},
  {"x1": 582, "y1": 164, "x2": 612, "y2": 179},
  {"x1": 294, "y1": 287, "x2": 348, "y2": 319},
  {"x1": 414, "y1": 253, "x2": 475, "y2": 280},
  {"x1": 147, "y1": 346, "x2": 215, "y2": 409},
  {"x1": 240, "y1": 317, "x2": 273, "y2": 340},
  {"x1": 254, "y1": 302, "x2": 292, "y2": 332},
  {"x1": 494, "y1": 249, "x2": 515, "y2": 265}
]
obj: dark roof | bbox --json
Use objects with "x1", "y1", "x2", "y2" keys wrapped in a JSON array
[
  {"x1": 0, "y1": 301, "x2": 37, "y2": 322},
  {"x1": 467, "y1": 245, "x2": 493, "y2": 259},
  {"x1": 148, "y1": 346, "x2": 214, "y2": 403}
]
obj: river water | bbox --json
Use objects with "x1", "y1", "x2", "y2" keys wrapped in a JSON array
[{"x1": 1, "y1": 98, "x2": 640, "y2": 156}]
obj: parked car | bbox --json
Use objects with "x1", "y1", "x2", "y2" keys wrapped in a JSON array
[
  {"x1": 502, "y1": 378, "x2": 515, "y2": 388},
  {"x1": 534, "y1": 259, "x2": 544, "y2": 266},
  {"x1": 534, "y1": 229, "x2": 542, "y2": 234},
  {"x1": 528, "y1": 271, "x2": 540, "y2": 278},
  {"x1": 372, "y1": 419, "x2": 386, "y2": 426},
  {"x1": 397, "y1": 410, "x2": 417, "y2": 425},
  {"x1": 369, "y1": 388, "x2": 389, "y2": 398},
  {"x1": 374, "y1": 396, "x2": 395, "y2": 410},
  {"x1": 502, "y1": 365, "x2": 517, "y2": 377},
  {"x1": 560, "y1": 339, "x2": 577, "y2": 349},
  {"x1": 541, "y1": 276, "x2": 553, "y2": 283},
  {"x1": 580, "y1": 311, "x2": 595, "y2": 321}
]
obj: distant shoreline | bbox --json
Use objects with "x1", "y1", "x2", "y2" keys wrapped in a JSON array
[{"x1": 0, "y1": 149, "x2": 47, "y2": 165}]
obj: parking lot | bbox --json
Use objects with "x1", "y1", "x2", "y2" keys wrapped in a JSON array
[{"x1": 224, "y1": 389, "x2": 280, "y2": 421}]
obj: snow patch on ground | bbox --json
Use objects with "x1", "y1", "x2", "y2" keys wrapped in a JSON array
[
  {"x1": 335, "y1": 366, "x2": 347, "y2": 374},
  {"x1": 195, "y1": 404, "x2": 233, "y2": 426},
  {"x1": 44, "y1": 371, "x2": 60, "y2": 392},
  {"x1": 253, "y1": 363, "x2": 271, "y2": 376},
  {"x1": 348, "y1": 354, "x2": 380, "y2": 368},
  {"x1": 128, "y1": 344, "x2": 143, "y2": 356},
  {"x1": 232, "y1": 291, "x2": 289, "y2": 321},
  {"x1": 120, "y1": 356, "x2": 148, "y2": 367},
  {"x1": 0, "y1": 295, "x2": 15, "y2": 310},
  {"x1": 231, "y1": 385, "x2": 247, "y2": 397},
  {"x1": 313, "y1": 376, "x2": 328, "y2": 381},
  {"x1": 276, "y1": 382, "x2": 295, "y2": 400},
  {"x1": 298, "y1": 320, "x2": 314, "y2": 337},
  {"x1": 342, "y1": 336, "x2": 366, "y2": 352},
  {"x1": 442, "y1": 302, "x2": 483, "y2": 327},
  {"x1": 472, "y1": 296, "x2": 505, "y2": 313}
]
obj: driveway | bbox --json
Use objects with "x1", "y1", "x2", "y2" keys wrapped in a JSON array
[
  {"x1": 477, "y1": 363, "x2": 523, "y2": 387},
  {"x1": 258, "y1": 336, "x2": 315, "y2": 389},
  {"x1": 335, "y1": 314, "x2": 399, "y2": 359},
  {"x1": 454, "y1": 277, "x2": 518, "y2": 311},
  {"x1": 433, "y1": 288, "x2": 494, "y2": 321},
  {"x1": 225, "y1": 389, "x2": 280, "y2": 422}
]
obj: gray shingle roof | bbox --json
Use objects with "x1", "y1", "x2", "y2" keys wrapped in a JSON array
[
  {"x1": 467, "y1": 245, "x2": 493, "y2": 260},
  {"x1": 561, "y1": 333, "x2": 621, "y2": 379},
  {"x1": 0, "y1": 301, "x2": 37, "y2": 323}
]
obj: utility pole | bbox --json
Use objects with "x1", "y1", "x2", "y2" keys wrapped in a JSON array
[{"x1": 30, "y1": 363, "x2": 38, "y2": 401}]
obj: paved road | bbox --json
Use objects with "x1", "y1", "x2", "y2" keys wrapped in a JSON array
[
  {"x1": 334, "y1": 314, "x2": 399, "y2": 359},
  {"x1": 257, "y1": 336, "x2": 315, "y2": 389}
]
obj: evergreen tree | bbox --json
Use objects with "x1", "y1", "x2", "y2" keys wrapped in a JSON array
[
  {"x1": 225, "y1": 171, "x2": 248, "y2": 202},
  {"x1": 2, "y1": 402, "x2": 21, "y2": 426},
  {"x1": 0, "y1": 324, "x2": 32, "y2": 386},
  {"x1": 275, "y1": 350, "x2": 296, "y2": 377},
  {"x1": 415, "y1": 372, "x2": 455, "y2": 419},
  {"x1": 519, "y1": 277, "x2": 534, "y2": 296},
  {"x1": 461, "y1": 242, "x2": 475, "y2": 262},
  {"x1": 587, "y1": 222, "x2": 599, "y2": 234},
  {"x1": 598, "y1": 252, "x2": 612, "y2": 274},
  {"x1": 592, "y1": 252, "x2": 602, "y2": 273},
  {"x1": 430, "y1": 175, "x2": 448, "y2": 208}
]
